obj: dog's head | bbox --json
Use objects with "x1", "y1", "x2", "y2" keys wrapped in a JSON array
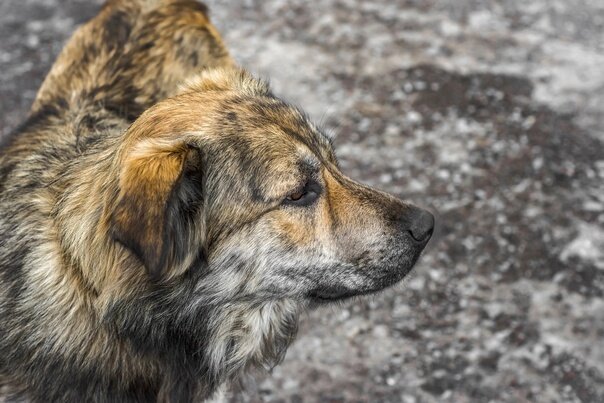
[{"x1": 109, "y1": 69, "x2": 434, "y2": 304}]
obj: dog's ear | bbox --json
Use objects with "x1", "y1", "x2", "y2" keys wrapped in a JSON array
[
  {"x1": 109, "y1": 138, "x2": 204, "y2": 279},
  {"x1": 179, "y1": 68, "x2": 272, "y2": 97}
]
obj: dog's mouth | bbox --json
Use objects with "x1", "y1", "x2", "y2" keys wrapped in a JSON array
[
  {"x1": 307, "y1": 288, "x2": 359, "y2": 303},
  {"x1": 307, "y1": 284, "x2": 385, "y2": 304}
]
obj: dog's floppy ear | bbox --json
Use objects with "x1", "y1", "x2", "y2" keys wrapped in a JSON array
[{"x1": 110, "y1": 138, "x2": 204, "y2": 279}]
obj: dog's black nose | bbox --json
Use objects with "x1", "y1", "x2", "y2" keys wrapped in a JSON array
[{"x1": 406, "y1": 208, "x2": 435, "y2": 243}]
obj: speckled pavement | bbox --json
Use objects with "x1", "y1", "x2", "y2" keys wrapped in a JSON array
[{"x1": 1, "y1": 1, "x2": 603, "y2": 402}]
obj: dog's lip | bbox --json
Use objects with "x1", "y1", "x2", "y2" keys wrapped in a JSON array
[
  {"x1": 307, "y1": 288, "x2": 360, "y2": 303},
  {"x1": 307, "y1": 285, "x2": 386, "y2": 303}
]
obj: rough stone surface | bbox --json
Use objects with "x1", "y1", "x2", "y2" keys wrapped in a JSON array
[{"x1": 2, "y1": 1, "x2": 603, "y2": 402}]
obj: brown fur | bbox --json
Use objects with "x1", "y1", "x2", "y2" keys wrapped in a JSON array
[{"x1": 0, "y1": 1, "x2": 434, "y2": 401}]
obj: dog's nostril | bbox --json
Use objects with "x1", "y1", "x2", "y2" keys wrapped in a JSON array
[{"x1": 407, "y1": 209, "x2": 435, "y2": 243}]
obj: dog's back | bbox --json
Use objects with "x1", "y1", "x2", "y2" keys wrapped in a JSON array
[{"x1": 0, "y1": 1, "x2": 232, "y2": 400}]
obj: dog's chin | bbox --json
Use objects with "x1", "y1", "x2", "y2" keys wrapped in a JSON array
[{"x1": 306, "y1": 260, "x2": 420, "y2": 305}]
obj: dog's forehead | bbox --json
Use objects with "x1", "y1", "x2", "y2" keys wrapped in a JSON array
[
  {"x1": 199, "y1": 94, "x2": 337, "y2": 203},
  {"x1": 208, "y1": 136, "x2": 319, "y2": 203},
  {"x1": 215, "y1": 95, "x2": 334, "y2": 158}
]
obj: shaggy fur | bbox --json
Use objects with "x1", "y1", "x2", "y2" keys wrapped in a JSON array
[{"x1": 0, "y1": 1, "x2": 434, "y2": 401}]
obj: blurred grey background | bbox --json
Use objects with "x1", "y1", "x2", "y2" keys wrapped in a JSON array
[{"x1": 1, "y1": 0, "x2": 603, "y2": 402}]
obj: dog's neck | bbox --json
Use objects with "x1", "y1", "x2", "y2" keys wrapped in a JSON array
[
  {"x1": 105, "y1": 283, "x2": 302, "y2": 399},
  {"x1": 51, "y1": 137, "x2": 302, "y2": 398}
]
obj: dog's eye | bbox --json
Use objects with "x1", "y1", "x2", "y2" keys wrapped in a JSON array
[
  {"x1": 287, "y1": 190, "x2": 305, "y2": 201},
  {"x1": 283, "y1": 181, "x2": 321, "y2": 206}
]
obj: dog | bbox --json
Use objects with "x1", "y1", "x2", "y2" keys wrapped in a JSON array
[{"x1": 0, "y1": 0, "x2": 434, "y2": 401}]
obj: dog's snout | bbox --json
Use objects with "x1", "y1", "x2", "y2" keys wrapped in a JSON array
[{"x1": 402, "y1": 207, "x2": 434, "y2": 243}]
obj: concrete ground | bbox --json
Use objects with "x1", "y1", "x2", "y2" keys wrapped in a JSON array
[{"x1": 1, "y1": 1, "x2": 603, "y2": 402}]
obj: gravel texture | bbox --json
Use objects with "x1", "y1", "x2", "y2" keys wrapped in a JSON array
[{"x1": 1, "y1": 1, "x2": 604, "y2": 402}]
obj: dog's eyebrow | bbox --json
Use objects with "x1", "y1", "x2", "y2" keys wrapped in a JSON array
[{"x1": 298, "y1": 157, "x2": 321, "y2": 178}]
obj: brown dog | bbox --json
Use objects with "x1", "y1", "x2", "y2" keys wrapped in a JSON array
[{"x1": 0, "y1": 1, "x2": 434, "y2": 401}]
